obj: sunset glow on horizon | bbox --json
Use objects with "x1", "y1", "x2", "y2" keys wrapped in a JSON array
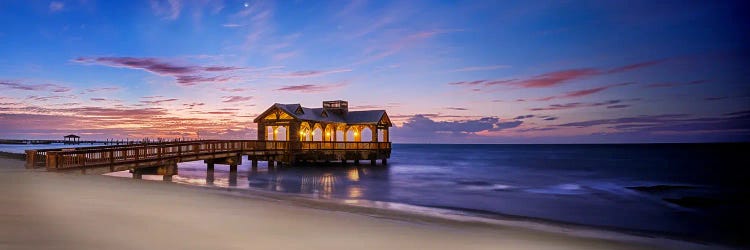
[{"x1": 0, "y1": 1, "x2": 748, "y2": 143}]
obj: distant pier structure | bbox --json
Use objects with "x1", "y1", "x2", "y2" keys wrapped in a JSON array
[
  {"x1": 63, "y1": 134, "x2": 80, "y2": 144},
  {"x1": 26, "y1": 100, "x2": 392, "y2": 180}
]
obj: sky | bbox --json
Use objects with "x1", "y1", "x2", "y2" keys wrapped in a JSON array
[{"x1": 0, "y1": 0, "x2": 748, "y2": 143}]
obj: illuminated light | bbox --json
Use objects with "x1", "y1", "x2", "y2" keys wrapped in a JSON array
[
  {"x1": 354, "y1": 132, "x2": 359, "y2": 136},
  {"x1": 347, "y1": 168, "x2": 360, "y2": 181},
  {"x1": 326, "y1": 132, "x2": 331, "y2": 136},
  {"x1": 300, "y1": 131, "x2": 304, "y2": 135}
]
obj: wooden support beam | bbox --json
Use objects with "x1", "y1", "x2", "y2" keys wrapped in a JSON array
[{"x1": 206, "y1": 170, "x2": 214, "y2": 185}]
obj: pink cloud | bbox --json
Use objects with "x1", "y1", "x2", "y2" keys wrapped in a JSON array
[
  {"x1": 222, "y1": 96, "x2": 253, "y2": 103},
  {"x1": 450, "y1": 65, "x2": 510, "y2": 72},
  {"x1": 272, "y1": 69, "x2": 352, "y2": 78},
  {"x1": 74, "y1": 56, "x2": 241, "y2": 86},
  {"x1": 140, "y1": 98, "x2": 179, "y2": 105},
  {"x1": 517, "y1": 68, "x2": 600, "y2": 88},
  {"x1": 448, "y1": 59, "x2": 667, "y2": 89},
  {"x1": 529, "y1": 99, "x2": 630, "y2": 111},
  {"x1": 535, "y1": 82, "x2": 635, "y2": 101},
  {"x1": 275, "y1": 82, "x2": 348, "y2": 93},
  {"x1": 1, "y1": 81, "x2": 71, "y2": 93}
]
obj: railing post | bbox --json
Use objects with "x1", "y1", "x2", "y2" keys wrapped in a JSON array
[
  {"x1": 109, "y1": 150, "x2": 115, "y2": 171},
  {"x1": 25, "y1": 150, "x2": 36, "y2": 169},
  {"x1": 46, "y1": 151, "x2": 58, "y2": 170}
]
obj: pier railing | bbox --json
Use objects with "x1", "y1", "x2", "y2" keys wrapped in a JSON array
[{"x1": 26, "y1": 140, "x2": 391, "y2": 170}]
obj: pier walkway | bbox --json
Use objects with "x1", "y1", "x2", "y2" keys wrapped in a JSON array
[{"x1": 26, "y1": 140, "x2": 391, "y2": 176}]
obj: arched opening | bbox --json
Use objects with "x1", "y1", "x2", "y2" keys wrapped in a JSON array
[
  {"x1": 312, "y1": 127, "x2": 323, "y2": 141},
  {"x1": 360, "y1": 127, "x2": 373, "y2": 142},
  {"x1": 299, "y1": 122, "x2": 312, "y2": 141},
  {"x1": 336, "y1": 129, "x2": 345, "y2": 142},
  {"x1": 266, "y1": 126, "x2": 274, "y2": 140},
  {"x1": 378, "y1": 129, "x2": 386, "y2": 142},
  {"x1": 346, "y1": 126, "x2": 359, "y2": 142},
  {"x1": 276, "y1": 126, "x2": 287, "y2": 141},
  {"x1": 324, "y1": 124, "x2": 335, "y2": 141}
]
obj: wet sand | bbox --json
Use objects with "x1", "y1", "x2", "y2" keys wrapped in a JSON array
[{"x1": 0, "y1": 157, "x2": 719, "y2": 250}]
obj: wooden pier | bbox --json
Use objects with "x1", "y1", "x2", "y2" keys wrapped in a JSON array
[
  {"x1": 26, "y1": 140, "x2": 391, "y2": 177},
  {"x1": 24, "y1": 100, "x2": 393, "y2": 178}
]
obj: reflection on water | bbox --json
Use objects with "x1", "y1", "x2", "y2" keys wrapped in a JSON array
[
  {"x1": 248, "y1": 165, "x2": 390, "y2": 200},
  {"x1": 105, "y1": 160, "x2": 392, "y2": 201}
]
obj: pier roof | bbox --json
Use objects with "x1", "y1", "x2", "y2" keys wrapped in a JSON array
[{"x1": 254, "y1": 102, "x2": 391, "y2": 126}]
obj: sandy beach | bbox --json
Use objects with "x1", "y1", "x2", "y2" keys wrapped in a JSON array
[{"x1": 0, "y1": 157, "x2": 721, "y2": 250}]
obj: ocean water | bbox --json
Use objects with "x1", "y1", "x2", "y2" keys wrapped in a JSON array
[{"x1": 96, "y1": 144, "x2": 750, "y2": 245}]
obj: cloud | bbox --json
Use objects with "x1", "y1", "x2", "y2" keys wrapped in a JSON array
[
  {"x1": 90, "y1": 98, "x2": 107, "y2": 102},
  {"x1": 0, "y1": 111, "x2": 257, "y2": 140},
  {"x1": 535, "y1": 82, "x2": 635, "y2": 101},
  {"x1": 271, "y1": 69, "x2": 352, "y2": 78},
  {"x1": 203, "y1": 66, "x2": 243, "y2": 72},
  {"x1": 74, "y1": 57, "x2": 241, "y2": 86},
  {"x1": 219, "y1": 87, "x2": 247, "y2": 92},
  {"x1": 76, "y1": 57, "x2": 194, "y2": 74},
  {"x1": 275, "y1": 82, "x2": 348, "y2": 93},
  {"x1": 84, "y1": 87, "x2": 120, "y2": 93},
  {"x1": 26, "y1": 95, "x2": 74, "y2": 102},
  {"x1": 49, "y1": 1, "x2": 64, "y2": 12},
  {"x1": 392, "y1": 114, "x2": 522, "y2": 139},
  {"x1": 516, "y1": 68, "x2": 600, "y2": 88},
  {"x1": 68, "y1": 107, "x2": 169, "y2": 117},
  {"x1": 529, "y1": 99, "x2": 630, "y2": 111},
  {"x1": 175, "y1": 75, "x2": 234, "y2": 86},
  {"x1": 450, "y1": 65, "x2": 510, "y2": 72},
  {"x1": 489, "y1": 120, "x2": 523, "y2": 131},
  {"x1": 183, "y1": 102, "x2": 205, "y2": 109},
  {"x1": 605, "y1": 59, "x2": 667, "y2": 74},
  {"x1": 606, "y1": 104, "x2": 630, "y2": 109},
  {"x1": 644, "y1": 80, "x2": 707, "y2": 88},
  {"x1": 557, "y1": 114, "x2": 691, "y2": 128},
  {"x1": 448, "y1": 80, "x2": 487, "y2": 86},
  {"x1": 222, "y1": 23, "x2": 244, "y2": 28},
  {"x1": 222, "y1": 96, "x2": 252, "y2": 103},
  {"x1": 150, "y1": 0, "x2": 182, "y2": 20},
  {"x1": 448, "y1": 59, "x2": 666, "y2": 89},
  {"x1": 514, "y1": 115, "x2": 534, "y2": 120},
  {"x1": 140, "y1": 98, "x2": 179, "y2": 105},
  {"x1": 445, "y1": 107, "x2": 468, "y2": 111},
  {"x1": 1, "y1": 81, "x2": 71, "y2": 92}
]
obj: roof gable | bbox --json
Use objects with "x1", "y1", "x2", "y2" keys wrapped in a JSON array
[{"x1": 255, "y1": 103, "x2": 390, "y2": 126}]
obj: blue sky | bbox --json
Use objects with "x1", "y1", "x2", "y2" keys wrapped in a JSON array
[{"x1": 0, "y1": 0, "x2": 748, "y2": 143}]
